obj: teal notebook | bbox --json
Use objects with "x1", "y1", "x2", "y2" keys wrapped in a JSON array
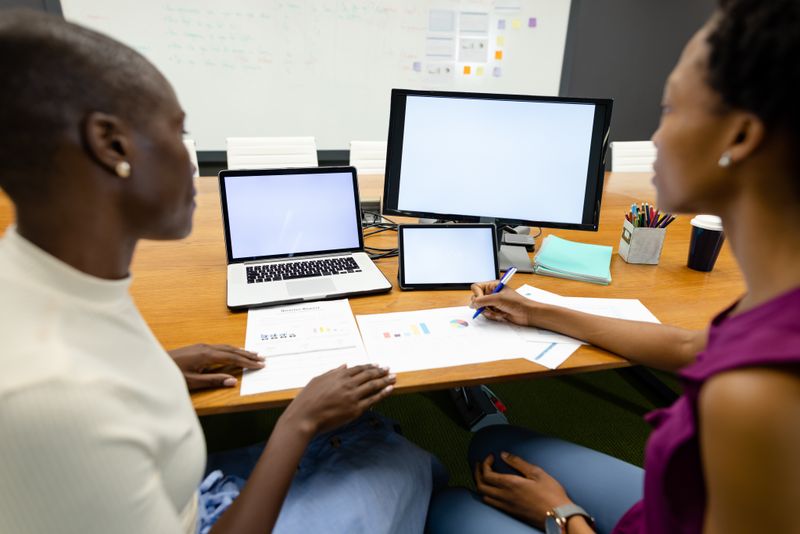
[{"x1": 533, "y1": 235, "x2": 613, "y2": 285}]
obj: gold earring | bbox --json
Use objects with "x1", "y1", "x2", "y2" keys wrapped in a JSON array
[
  {"x1": 115, "y1": 161, "x2": 131, "y2": 178},
  {"x1": 718, "y1": 152, "x2": 732, "y2": 168}
]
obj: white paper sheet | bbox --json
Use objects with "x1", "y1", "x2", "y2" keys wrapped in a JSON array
[
  {"x1": 458, "y1": 11, "x2": 490, "y2": 33},
  {"x1": 240, "y1": 299, "x2": 369, "y2": 395},
  {"x1": 513, "y1": 284, "x2": 661, "y2": 346},
  {"x1": 428, "y1": 10, "x2": 456, "y2": 32},
  {"x1": 240, "y1": 287, "x2": 657, "y2": 395},
  {"x1": 356, "y1": 306, "x2": 548, "y2": 373},
  {"x1": 458, "y1": 38, "x2": 489, "y2": 62},
  {"x1": 522, "y1": 341, "x2": 582, "y2": 369}
]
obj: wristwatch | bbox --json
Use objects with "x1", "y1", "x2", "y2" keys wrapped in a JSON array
[{"x1": 545, "y1": 503, "x2": 596, "y2": 534}]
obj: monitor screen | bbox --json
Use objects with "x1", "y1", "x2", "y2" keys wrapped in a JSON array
[
  {"x1": 220, "y1": 168, "x2": 363, "y2": 262},
  {"x1": 382, "y1": 90, "x2": 613, "y2": 231}
]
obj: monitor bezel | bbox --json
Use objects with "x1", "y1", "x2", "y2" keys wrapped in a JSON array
[
  {"x1": 218, "y1": 166, "x2": 365, "y2": 264},
  {"x1": 381, "y1": 89, "x2": 613, "y2": 232}
]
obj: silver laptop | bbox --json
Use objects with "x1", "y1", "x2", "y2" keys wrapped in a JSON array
[{"x1": 219, "y1": 166, "x2": 392, "y2": 310}]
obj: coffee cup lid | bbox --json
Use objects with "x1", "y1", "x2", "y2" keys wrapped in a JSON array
[{"x1": 690, "y1": 215, "x2": 723, "y2": 231}]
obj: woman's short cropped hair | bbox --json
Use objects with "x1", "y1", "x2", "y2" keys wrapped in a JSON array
[
  {"x1": 707, "y1": 0, "x2": 800, "y2": 192},
  {"x1": 0, "y1": 10, "x2": 164, "y2": 198}
]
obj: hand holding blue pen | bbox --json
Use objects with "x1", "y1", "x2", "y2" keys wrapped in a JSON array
[{"x1": 472, "y1": 267, "x2": 518, "y2": 319}]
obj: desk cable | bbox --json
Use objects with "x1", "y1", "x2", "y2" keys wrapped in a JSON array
[{"x1": 362, "y1": 211, "x2": 399, "y2": 260}]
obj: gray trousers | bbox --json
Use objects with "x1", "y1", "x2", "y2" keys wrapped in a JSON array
[{"x1": 426, "y1": 425, "x2": 644, "y2": 534}]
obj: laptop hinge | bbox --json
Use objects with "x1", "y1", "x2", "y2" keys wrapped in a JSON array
[{"x1": 242, "y1": 251, "x2": 357, "y2": 266}]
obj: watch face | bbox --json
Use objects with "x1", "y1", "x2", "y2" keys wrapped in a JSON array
[{"x1": 544, "y1": 516, "x2": 561, "y2": 534}]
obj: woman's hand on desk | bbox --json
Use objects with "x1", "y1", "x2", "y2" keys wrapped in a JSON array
[
  {"x1": 472, "y1": 281, "x2": 705, "y2": 372},
  {"x1": 282, "y1": 364, "x2": 396, "y2": 436},
  {"x1": 470, "y1": 282, "x2": 538, "y2": 326},
  {"x1": 168, "y1": 344, "x2": 265, "y2": 391}
]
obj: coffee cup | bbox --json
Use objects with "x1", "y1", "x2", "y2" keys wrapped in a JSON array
[{"x1": 687, "y1": 215, "x2": 724, "y2": 272}]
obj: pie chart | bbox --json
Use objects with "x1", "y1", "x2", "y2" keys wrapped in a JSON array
[{"x1": 449, "y1": 319, "x2": 469, "y2": 328}]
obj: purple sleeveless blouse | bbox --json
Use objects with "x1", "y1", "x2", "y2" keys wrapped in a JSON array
[{"x1": 613, "y1": 287, "x2": 800, "y2": 534}]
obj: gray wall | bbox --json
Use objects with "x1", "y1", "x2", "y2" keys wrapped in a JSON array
[
  {"x1": 562, "y1": 0, "x2": 716, "y2": 142},
  {"x1": 0, "y1": 0, "x2": 60, "y2": 13}
]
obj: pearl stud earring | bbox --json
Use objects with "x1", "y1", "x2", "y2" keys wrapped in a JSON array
[{"x1": 115, "y1": 161, "x2": 131, "y2": 178}]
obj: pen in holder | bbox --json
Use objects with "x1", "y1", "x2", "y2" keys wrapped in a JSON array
[{"x1": 618, "y1": 219, "x2": 666, "y2": 265}]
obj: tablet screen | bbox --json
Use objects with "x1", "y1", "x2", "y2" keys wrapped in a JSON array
[{"x1": 399, "y1": 225, "x2": 498, "y2": 289}]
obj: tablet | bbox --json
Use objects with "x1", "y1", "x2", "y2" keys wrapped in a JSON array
[{"x1": 398, "y1": 224, "x2": 499, "y2": 290}]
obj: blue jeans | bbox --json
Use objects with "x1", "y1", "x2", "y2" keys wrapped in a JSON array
[
  {"x1": 426, "y1": 425, "x2": 643, "y2": 534},
  {"x1": 201, "y1": 413, "x2": 446, "y2": 534}
]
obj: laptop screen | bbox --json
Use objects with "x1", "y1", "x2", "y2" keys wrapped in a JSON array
[{"x1": 221, "y1": 169, "x2": 362, "y2": 261}]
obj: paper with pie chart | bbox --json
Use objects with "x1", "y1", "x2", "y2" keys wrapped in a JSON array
[{"x1": 356, "y1": 306, "x2": 554, "y2": 373}]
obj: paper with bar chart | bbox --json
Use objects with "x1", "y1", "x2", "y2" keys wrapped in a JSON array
[
  {"x1": 356, "y1": 306, "x2": 555, "y2": 373},
  {"x1": 241, "y1": 299, "x2": 369, "y2": 395}
]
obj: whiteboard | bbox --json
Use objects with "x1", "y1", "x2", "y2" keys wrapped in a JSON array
[{"x1": 62, "y1": 0, "x2": 572, "y2": 151}]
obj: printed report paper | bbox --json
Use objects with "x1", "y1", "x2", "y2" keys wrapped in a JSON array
[{"x1": 241, "y1": 299, "x2": 369, "y2": 395}]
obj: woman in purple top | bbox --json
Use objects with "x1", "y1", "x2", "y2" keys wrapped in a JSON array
[{"x1": 427, "y1": 0, "x2": 800, "y2": 533}]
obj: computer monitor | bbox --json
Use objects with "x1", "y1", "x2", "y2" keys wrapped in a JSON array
[{"x1": 381, "y1": 89, "x2": 613, "y2": 232}]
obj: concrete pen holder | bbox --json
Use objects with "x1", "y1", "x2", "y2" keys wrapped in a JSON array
[{"x1": 618, "y1": 219, "x2": 666, "y2": 265}]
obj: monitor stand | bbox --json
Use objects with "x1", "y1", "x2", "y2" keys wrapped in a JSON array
[
  {"x1": 498, "y1": 243, "x2": 534, "y2": 273},
  {"x1": 481, "y1": 218, "x2": 535, "y2": 273}
]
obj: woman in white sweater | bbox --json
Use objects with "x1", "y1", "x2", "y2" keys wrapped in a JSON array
[{"x1": 0, "y1": 10, "x2": 434, "y2": 534}]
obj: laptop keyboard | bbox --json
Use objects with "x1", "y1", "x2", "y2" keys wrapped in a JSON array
[{"x1": 246, "y1": 256, "x2": 361, "y2": 284}]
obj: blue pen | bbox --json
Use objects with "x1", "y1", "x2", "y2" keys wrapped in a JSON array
[{"x1": 472, "y1": 267, "x2": 518, "y2": 319}]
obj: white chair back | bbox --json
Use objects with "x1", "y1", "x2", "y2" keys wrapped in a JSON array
[
  {"x1": 183, "y1": 139, "x2": 200, "y2": 178},
  {"x1": 610, "y1": 141, "x2": 657, "y2": 172},
  {"x1": 226, "y1": 136, "x2": 318, "y2": 170},
  {"x1": 349, "y1": 140, "x2": 388, "y2": 175}
]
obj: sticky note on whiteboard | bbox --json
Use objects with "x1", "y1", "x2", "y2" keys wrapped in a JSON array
[
  {"x1": 496, "y1": 36, "x2": 505, "y2": 46},
  {"x1": 497, "y1": 19, "x2": 506, "y2": 30},
  {"x1": 493, "y1": 66, "x2": 502, "y2": 77},
  {"x1": 463, "y1": 65, "x2": 471, "y2": 75},
  {"x1": 529, "y1": 17, "x2": 537, "y2": 28},
  {"x1": 476, "y1": 66, "x2": 484, "y2": 76},
  {"x1": 495, "y1": 50, "x2": 503, "y2": 60},
  {"x1": 511, "y1": 19, "x2": 522, "y2": 29},
  {"x1": 413, "y1": 61, "x2": 422, "y2": 72}
]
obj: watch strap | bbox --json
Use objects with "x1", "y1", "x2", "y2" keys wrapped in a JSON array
[{"x1": 546, "y1": 503, "x2": 596, "y2": 533}]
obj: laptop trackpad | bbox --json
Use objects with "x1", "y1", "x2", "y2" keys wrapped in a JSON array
[{"x1": 286, "y1": 278, "x2": 337, "y2": 297}]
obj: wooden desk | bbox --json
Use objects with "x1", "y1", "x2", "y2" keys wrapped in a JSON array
[{"x1": 0, "y1": 173, "x2": 744, "y2": 415}]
